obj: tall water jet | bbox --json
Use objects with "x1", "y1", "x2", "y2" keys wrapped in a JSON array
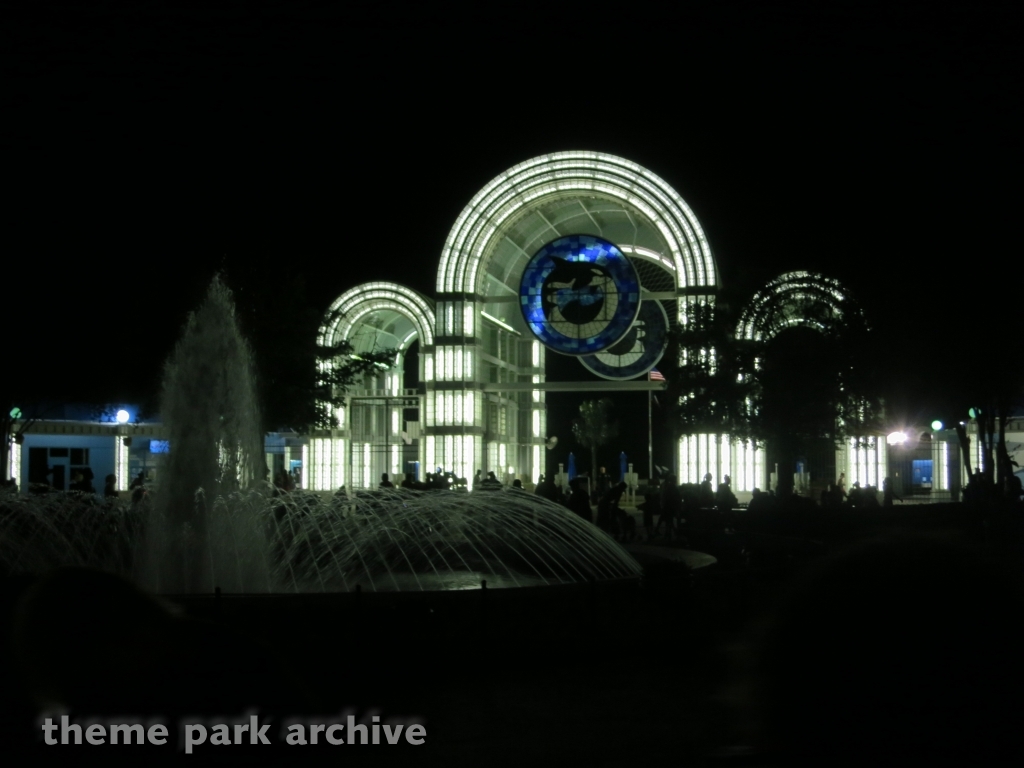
[{"x1": 140, "y1": 276, "x2": 265, "y2": 593}]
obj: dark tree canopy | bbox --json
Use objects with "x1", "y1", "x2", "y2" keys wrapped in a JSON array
[{"x1": 572, "y1": 398, "x2": 618, "y2": 482}]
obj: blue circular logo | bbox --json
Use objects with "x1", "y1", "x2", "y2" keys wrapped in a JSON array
[
  {"x1": 580, "y1": 299, "x2": 669, "y2": 380},
  {"x1": 519, "y1": 235, "x2": 641, "y2": 356}
]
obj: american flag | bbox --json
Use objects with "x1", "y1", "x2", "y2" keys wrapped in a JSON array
[{"x1": 648, "y1": 368, "x2": 666, "y2": 382}]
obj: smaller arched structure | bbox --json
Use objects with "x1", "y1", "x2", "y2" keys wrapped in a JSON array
[
  {"x1": 319, "y1": 281, "x2": 435, "y2": 353},
  {"x1": 736, "y1": 271, "x2": 858, "y2": 342},
  {"x1": 733, "y1": 271, "x2": 884, "y2": 494},
  {"x1": 308, "y1": 282, "x2": 435, "y2": 492}
]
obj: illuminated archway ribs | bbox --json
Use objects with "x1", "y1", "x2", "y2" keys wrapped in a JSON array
[
  {"x1": 736, "y1": 271, "x2": 860, "y2": 343},
  {"x1": 437, "y1": 151, "x2": 718, "y2": 296}
]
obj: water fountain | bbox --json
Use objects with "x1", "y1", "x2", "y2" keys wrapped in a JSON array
[{"x1": 0, "y1": 277, "x2": 642, "y2": 594}]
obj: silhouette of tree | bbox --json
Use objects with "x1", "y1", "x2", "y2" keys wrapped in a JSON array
[
  {"x1": 659, "y1": 274, "x2": 883, "y2": 496},
  {"x1": 572, "y1": 398, "x2": 618, "y2": 482},
  {"x1": 663, "y1": 298, "x2": 760, "y2": 443},
  {"x1": 231, "y1": 273, "x2": 396, "y2": 432}
]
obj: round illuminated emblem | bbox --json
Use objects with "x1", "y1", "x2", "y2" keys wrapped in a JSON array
[
  {"x1": 519, "y1": 235, "x2": 641, "y2": 355},
  {"x1": 579, "y1": 300, "x2": 669, "y2": 380}
]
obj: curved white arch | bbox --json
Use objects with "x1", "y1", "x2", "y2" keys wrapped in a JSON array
[
  {"x1": 437, "y1": 151, "x2": 716, "y2": 295},
  {"x1": 736, "y1": 271, "x2": 855, "y2": 342},
  {"x1": 320, "y1": 281, "x2": 435, "y2": 348}
]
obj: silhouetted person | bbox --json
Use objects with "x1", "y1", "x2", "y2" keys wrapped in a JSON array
[
  {"x1": 716, "y1": 474, "x2": 738, "y2": 511},
  {"x1": 400, "y1": 473, "x2": 415, "y2": 489},
  {"x1": 566, "y1": 477, "x2": 592, "y2": 523},
  {"x1": 103, "y1": 473, "x2": 118, "y2": 498},
  {"x1": 659, "y1": 474, "x2": 682, "y2": 539},
  {"x1": 848, "y1": 480, "x2": 863, "y2": 507},
  {"x1": 535, "y1": 473, "x2": 558, "y2": 501},
  {"x1": 835, "y1": 471, "x2": 847, "y2": 500},
  {"x1": 747, "y1": 486, "x2": 772, "y2": 515},
  {"x1": 699, "y1": 472, "x2": 714, "y2": 508},
  {"x1": 379, "y1": 473, "x2": 394, "y2": 488},
  {"x1": 639, "y1": 479, "x2": 661, "y2": 540},
  {"x1": 130, "y1": 471, "x2": 145, "y2": 490},
  {"x1": 473, "y1": 469, "x2": 482, "y2": 489},
  {"x1": 512, "y1": 478, "x2": 523, "y2": 490},
  {"x1": 478, "y1": 471, "x2": 502, "y2": 490},
  {"x1": 595, "y1": 481, "x2": 627, "y2": 535},
  {"x1": 882, "y1": 477, "x2": 901, "y2": 507},
  {"x1": 79, "y1": 467, "x2": 95, "y2": 493},
  {"x1": 596, "y1": 466, "x2": 611, "y2": 498}
]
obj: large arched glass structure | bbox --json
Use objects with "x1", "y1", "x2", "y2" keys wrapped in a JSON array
[
  {"x1": 428, "y1": 151, "x2": 719, "y2": 487},
  {"x1": 313, "y1": 152, "x2": 720, "y2": 489}
]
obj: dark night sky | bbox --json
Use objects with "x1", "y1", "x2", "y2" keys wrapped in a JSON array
[{"x1": 5, "y1": 2, "x2": 1021, "y2": 431}]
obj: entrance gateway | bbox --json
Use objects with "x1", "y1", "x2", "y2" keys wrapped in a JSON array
[
  {"x1": 308, "y1": 152, "x2": 872, "y2": 494},
  {"x1": 308, "y1": 152, "x2": 720, "y2": 491}
]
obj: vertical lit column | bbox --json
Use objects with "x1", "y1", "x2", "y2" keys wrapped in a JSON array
[
  {"x1": 877, "y1": 440, "x2": 887, "y2": 489},
  {"x1": 301, "y1": 444, "x2": 309, "y2": 490},
  {"x1": 335, "y1": 437, "x2": 346, "y2": 488},
  {"x1": 426, "y1": 436, "x2": 436, "y2": 474},
  {"x1": 688, "y1": 435, "x2": 697, "y2": 483},
  {"x1": 754, "y1": 443, "x2": 764, "y2": 490},
  {"x1": 742, "y1": 443, "x2": 754, "y2": 492},
  {"x1": 939, "y1": 440, "x2": 949, "y2": 491},
  {"x1": 310, "y1": 438, "x2": 321, "y2": 490},
  {"x1": 363, "y1": 443, "x2": 371, "y2": 488},
  {"x1": 721, "y1": 434, "x2": 731, "y2": 485},
  {"x1": 115, "y1": 436, "x2": 129, "y2": 491},
  {"x1": 867, "y1": 438, "x2": 876, "y2": 488}
]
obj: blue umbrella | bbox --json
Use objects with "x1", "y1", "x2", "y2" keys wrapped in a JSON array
[
  {"x1": 619, "y1": 451, "x2": 627, "y2": 482},
  {"x1": 567, "y1": 452, "x2": 577, "y2": 480}
]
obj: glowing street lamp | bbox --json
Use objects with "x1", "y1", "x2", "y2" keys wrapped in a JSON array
[
  {"x1": 9, "y1": 407, "x2": 21, "y2": 419},
  {"x1": 116, "y1": 409, "x2": 130, "y2": 424},
  {"x1": 886, "y1": 431, "x2": 907, "y2": 446},
  {"x1": 931, "y1": 420, "x2": 944, "y2": 431}
]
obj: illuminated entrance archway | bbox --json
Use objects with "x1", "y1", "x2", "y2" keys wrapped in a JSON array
[
  {"x1": 735, "y1": 272, "x2": 883, "y2": 492},
  {"x1": 310, "y1": 282, "x2": 435, "y2": 490},
  {"x1": 430, "y1": 151, "x2": 719, "y2": 485}
]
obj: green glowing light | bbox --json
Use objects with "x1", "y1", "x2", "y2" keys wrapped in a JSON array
[
  {"x1": 9, "y1": 407, "x2": 21, "y2": 419},
  {"x1": 931, "y1": 420, "x2": 943, "y2": 431},
  {"x1": 968, "y1": 407, "x2": 978, "y2": 419}
]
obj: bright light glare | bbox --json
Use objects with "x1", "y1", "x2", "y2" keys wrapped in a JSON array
[
  {"x1": 931, "y1": 420, "x2": 944, "y2": 431},
  {"x1": 116, "y1": 409, "x2": 130, "y2": 424},
  {"x1": 886, "y1": 431, "x2": 907, "y2": 446}
]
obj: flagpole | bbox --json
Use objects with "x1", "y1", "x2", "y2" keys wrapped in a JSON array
[{"x1": 648, "y1": 388, "x2": 653, "y2": 480}]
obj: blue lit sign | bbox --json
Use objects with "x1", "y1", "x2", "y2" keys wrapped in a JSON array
[
  {"x1": 519, "y1": 235, "x2": 641, "y2": 356},
  {"x1": 150, "y1": 440, "x2": 170, "y2": 454}
]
